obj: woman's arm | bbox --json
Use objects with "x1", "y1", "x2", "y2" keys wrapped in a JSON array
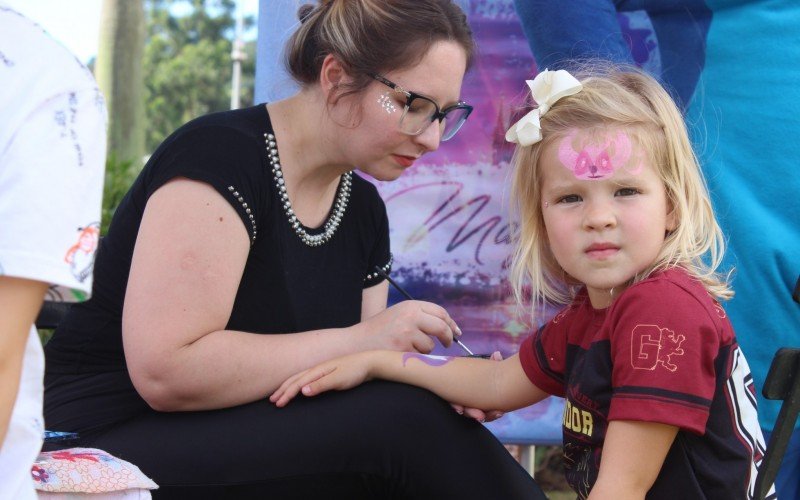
[
  {"x1": 0, "y1": 276, "x2": 48, "y2": 446},
  {"x1": 123, "y1": 179, "x2": 460, "y2": 412},
  {"x1": 271, "y1": 351, "x2": 549, "y2": 412},
  {"x1": 587, "y1": 420, "x2": 678, "y2": 500},
  {"x1": 361, "y1": 280, "x2": 389, "y2": 321},
  {"x1": 360, "y1": 271, "x2": 504, "y2": 422}
]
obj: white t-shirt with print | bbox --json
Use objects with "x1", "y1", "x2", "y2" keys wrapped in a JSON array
[{"x1": 0, "y1": 4, "x2": 106, "y2": 498}]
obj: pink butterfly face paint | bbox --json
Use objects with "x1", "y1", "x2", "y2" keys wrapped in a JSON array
[
  {"x1": 401, "y1": 353, "x2": 454, "y2": 367},
  {"x1": 556, "y1": 129, "x2": 643, "y2": 180}
]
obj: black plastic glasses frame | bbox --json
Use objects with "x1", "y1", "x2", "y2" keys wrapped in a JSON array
[{"x1": 371, "y1": 74, "x2": 473, "y2": 141}]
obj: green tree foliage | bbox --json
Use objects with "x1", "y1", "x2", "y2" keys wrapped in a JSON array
[
  {"x1": 101, "y1": 155, "x2": 138, "y2": 234},
  {"x1": 143, "y1": 0, "x2": 255, "y2": 152},
  {"x1": 100, "y1": 0, "x2": 255, "y2": 233}
]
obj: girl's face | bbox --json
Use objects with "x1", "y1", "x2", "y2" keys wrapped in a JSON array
[
  {"x1": 335, "y1": 40, "x2": 468, "y2": 181},
  {"x1": 539, "y1": 128, "x2": 676, "y2": 308}
]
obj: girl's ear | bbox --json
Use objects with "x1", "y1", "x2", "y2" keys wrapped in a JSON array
[
  {"x1": 665, "y1": 201, "x2": 678, "y2": 232},
  {"x1": 319, "y1": 53, "x2": 352, "y2": 103}
]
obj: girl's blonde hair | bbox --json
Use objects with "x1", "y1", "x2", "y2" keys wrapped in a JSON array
[{"x1": 510, "y1": 63, "x2": 731, "y2": 315}]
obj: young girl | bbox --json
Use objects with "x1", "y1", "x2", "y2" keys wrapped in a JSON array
[{"x1": 272, "y1": 65, "x2": 773, "y2": 499}]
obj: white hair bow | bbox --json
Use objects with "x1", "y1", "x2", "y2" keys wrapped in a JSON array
[{"x1": 504, "y1": 69, "x2": 583, "y2": 146}]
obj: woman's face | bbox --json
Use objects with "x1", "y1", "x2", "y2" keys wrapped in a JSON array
[{"x1": 335, "y1": 40, "x2": 468, "y2": 181}]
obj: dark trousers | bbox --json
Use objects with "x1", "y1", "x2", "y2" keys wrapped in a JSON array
[{"x1": 57, "y1": 381, "x2": 545, "y2": 499}]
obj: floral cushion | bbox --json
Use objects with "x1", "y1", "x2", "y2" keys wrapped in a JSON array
[
  {"x1": 38, "y1": 490, "x2": 153, "y2": 499},
  {"x1": 32, "y1": 447, "x2": 158, "y2": 493}
]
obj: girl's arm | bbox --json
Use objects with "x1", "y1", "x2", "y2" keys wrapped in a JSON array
[
  {"x1": 270, "y1": 351, "x2": 549, "y2": 412},
  {"x1": 123, "y1": 179, "x2": 460, "y2": 412},
  {"x1": 587, "y1": 420, "x2": 678, "y2": 500}
]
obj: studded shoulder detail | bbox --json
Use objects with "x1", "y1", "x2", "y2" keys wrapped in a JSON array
[
  {"x1": 365, "y1": 254, "x2": 393, "y2": 282},
  {"x1": 227, "y1": 185, "x2": 257, "y2": 244}
]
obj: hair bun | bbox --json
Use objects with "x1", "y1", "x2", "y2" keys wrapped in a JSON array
[{"x1": 297, "y1": 4, "x2": 316, "y2": 23}]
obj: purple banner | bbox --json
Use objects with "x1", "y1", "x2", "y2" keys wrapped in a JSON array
[
  {"x1": 369, "y1": 0, "x2": 557, "y2": 443},
  {"x1": 369, "y1": 1, "x2": 660, "y2": 444},
  {"x1": 372, "y1": 2, "x2": 535, "y2": 354}
]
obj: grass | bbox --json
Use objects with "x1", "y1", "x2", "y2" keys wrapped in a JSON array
[{"x1": 544, "y1": 491, "x2": 575, "y2": 499}]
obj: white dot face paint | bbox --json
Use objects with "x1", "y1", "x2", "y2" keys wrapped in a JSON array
[
  {"x1": 378, "y1": 92, "x2": 398, "y2": 114},
  {"x1": 556, "y1": 129, "x2": 643, "y2": 180}
]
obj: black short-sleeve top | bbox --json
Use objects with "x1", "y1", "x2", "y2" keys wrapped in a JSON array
[{"x1": 45, "y1": 104, "x2": 392, "y2": 375}]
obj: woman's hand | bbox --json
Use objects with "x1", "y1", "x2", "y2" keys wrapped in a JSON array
[
  {"x1": 270, "y1": 352, "x2": 379, "y2": 407},
  {"x1": 450, "y1": 351, "x2": 505, "y2": 422},
  {"x1": 354, "y1": 300, "x2": 461, "y2": 354}
]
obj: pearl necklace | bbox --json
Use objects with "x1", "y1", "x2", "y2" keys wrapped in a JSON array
[{"x1": 265, "y1": 133, "x2": 352, "y2": 247}]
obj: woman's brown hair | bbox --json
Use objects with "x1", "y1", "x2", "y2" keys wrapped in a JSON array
[{"x1": 285, "y1": 0, "x2": 474, "y2": 100}]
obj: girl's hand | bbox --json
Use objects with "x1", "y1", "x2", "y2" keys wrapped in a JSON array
[
  {"x1": 355, "y1": 300, "x2": 461, "y2": 354},
  {"x1": 450, "y1": 351, "x2": 505, "y2": 422},
  {"x1": 270, "y1": 352, "x2": 377, "y2": 407}
]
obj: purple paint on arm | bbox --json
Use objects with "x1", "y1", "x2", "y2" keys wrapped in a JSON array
[{"x1": 401, "y1": 353, "x2": 454, "y2": 367}]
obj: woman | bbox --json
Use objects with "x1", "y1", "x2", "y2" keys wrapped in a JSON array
[{"x1": 44, "y1": 1, "x2": 544, "y2": 498}]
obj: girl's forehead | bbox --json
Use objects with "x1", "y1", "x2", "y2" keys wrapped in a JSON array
[
  {"x1": 542, "y1": 126, "x2": 648, "y2": 182},
  {"x1": 556, "y1": 126, "x2": 640, "y2": 144}
]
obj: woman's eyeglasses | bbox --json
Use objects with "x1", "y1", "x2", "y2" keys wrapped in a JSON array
[{"x1": 371, "y1": 74, "x2": 473, "y2": 141}]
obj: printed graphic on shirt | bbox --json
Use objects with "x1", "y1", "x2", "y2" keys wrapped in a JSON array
[
  {"x1": 0, "y1": 49, "x2": 12, "y2": 67},
  {"x1": 726, "y1": 347, "x2": 771, "y2": 499},
  {"x1": 53, "y1": 92, "x2": 86, "y2": 167},
  {"x1": 559, "y1": 350, "x2": 605, "y2": 499},
  {"x1": 562, "y1": 398, "x2": 594, "y2": 437},
  {"x1": 551, "y1": 307, "x2": 572, "y2": 324},
  {"x1": 563, "y1": 442, "x2": 598, "y2": 499},
  {"x1": 630, "y1": 323, "x2": 685, "y2": 372},
  {"x1": 44, "y1": 285, "x2": 88, "y2": 303},
  {"x1": 93, "y1": 89, "x2": 105, "y2": 113},
  {"x1": 64, "y1": 222, "x2": 99, "y2": 283}
]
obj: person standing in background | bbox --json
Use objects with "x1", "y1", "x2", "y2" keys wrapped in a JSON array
[{"x1": 0, "y1": 4, "x2": 106, "y2": 498}]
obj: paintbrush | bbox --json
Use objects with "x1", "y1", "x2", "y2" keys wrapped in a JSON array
[{"x1": 374, "y1": 266, "x2": 477, "y2": 356}]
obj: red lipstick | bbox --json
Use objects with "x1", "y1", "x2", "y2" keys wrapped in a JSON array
[{"x1": 392, "y1": 154, "x2": 416, "y2": 168}]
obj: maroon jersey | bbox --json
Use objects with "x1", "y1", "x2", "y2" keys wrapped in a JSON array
[{"x1": 520, "y1": 268, "x2": 771, "y2": 499}]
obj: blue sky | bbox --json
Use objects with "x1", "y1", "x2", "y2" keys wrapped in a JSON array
[{"x1": 5, "y1": 0, "x2": 260, "y2": 64}]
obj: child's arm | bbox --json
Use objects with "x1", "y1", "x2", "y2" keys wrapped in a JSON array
[
  {"x1": 587, "y1": 420, "x2": 678, "y2": 500},
  {"x1": 270, "y1": 351, "x2": 548, "y2": 412}
]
